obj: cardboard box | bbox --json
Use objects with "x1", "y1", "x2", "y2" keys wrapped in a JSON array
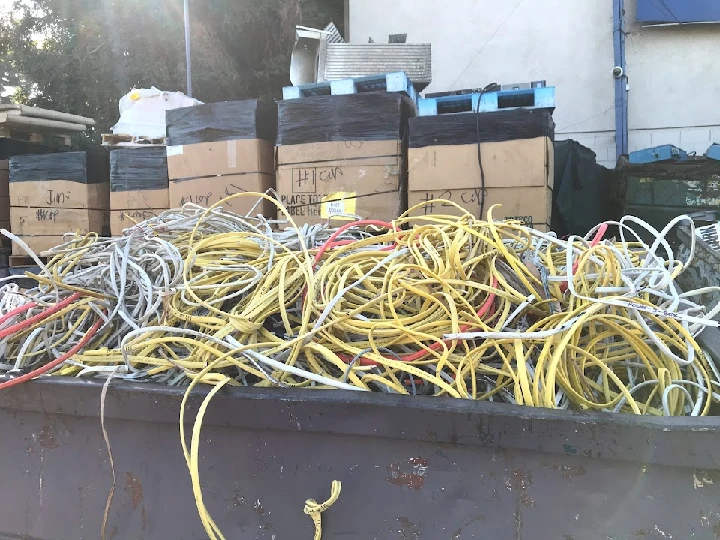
[
  {"x1": 408, "y1": 187, "x2": 553, "y2": 231},
  {"x1": 277, "y1": 140, "x2": 402, "y2": 165},
  {"x1": 276, "y1": 140, "x2": 406, "y2": 225},
  {"x1": 166, "y1": 139, "x2": 274, "y2": 180},
  {"x1": 10, "y1": 180, "x2": 109, "y2": 210},
  {"x1": 11, "y1": 236, "x2": 68, "y2": 257},
  {"x1": 10, "y1": 207, "x2": 109, "y2": 237},
  {"x1": 408, "y1": 136, "x2": 554, "y2": 229},
  {"x1": 110, "y1": 209, "x2": 167, "y2": 236},
  {"x1": 110, "y1": 188, "x2": 169, "y2": 210},
  {"x1": 409, "y1": 137, "x2": 553, "y2": 189},
  {"x1": 169, "y1": 173, "x2": 276, "y2": 218}
]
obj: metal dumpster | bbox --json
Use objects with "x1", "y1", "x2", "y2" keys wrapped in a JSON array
[
  {"x1": 677, "y1": 224, "x2": 720, "y2": 310},
  {"x1": 1, "y1": 376, "x2": 720, "y2": 540},
  {"x1": 620, "y1": 157, "x2": 720, "y2": 234}
]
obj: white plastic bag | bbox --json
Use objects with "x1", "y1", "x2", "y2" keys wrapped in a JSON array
[{"x1": 112, "y1": 87, "x2": 202, "y2": 138}]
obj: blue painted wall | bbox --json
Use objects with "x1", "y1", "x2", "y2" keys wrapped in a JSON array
[{"x1": 637, "y1": 0, "x2": 720, "y2": 24}]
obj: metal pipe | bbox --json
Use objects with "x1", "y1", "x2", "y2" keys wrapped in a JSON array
[
  {"x1": 184, "y1": 0, "x2": 192, "y2": 97},
  {"x1": 613, "y1": 0, "x2": 628, "y2": 158}
]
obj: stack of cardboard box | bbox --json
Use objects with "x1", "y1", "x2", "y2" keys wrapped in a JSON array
[
  {"x1": 408, "y1": 109, "x2": 555, "y2": 230},
  {"x1": 276, "y1": 93, "x2": 416, "y2": 225},
  {"x1": 9, "y1": 151, "x2": 109, "y2": 255},
  {"x1": 110, "y1": 147, "x2": 169, "y2": 235},
  {"x1": 165, "y1": 100, "x2": 277, "y2": 218}
]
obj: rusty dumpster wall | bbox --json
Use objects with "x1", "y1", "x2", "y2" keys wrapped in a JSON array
[{"x1": 0, "y1": 379, "x2": 719, "y2": 540}]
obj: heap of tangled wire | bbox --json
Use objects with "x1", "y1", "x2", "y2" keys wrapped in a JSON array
[{"x1": 0, "y1": 194, "x2": 718, "y2": 418}]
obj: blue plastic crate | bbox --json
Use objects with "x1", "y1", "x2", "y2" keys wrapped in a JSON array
[
  {"x1": 705, "y1": 143, "x2": 720, "y2": 161},
  {"x1": 417, "y1": 87, "x2": 555, "y2": 116},
  {"x1": 282, "y1": 72, "x2": 417, "y2": 102},
  {"x1": 629, "y1": 145, "x2": 689, "y2": 164}
]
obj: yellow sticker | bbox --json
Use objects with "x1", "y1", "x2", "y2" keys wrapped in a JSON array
[
  {"x1": 321, "y1": 192, "x2": 356, "y2": 219},
  {"x1": 129, "y1": 90, "x2": 141, "y2": 101}
]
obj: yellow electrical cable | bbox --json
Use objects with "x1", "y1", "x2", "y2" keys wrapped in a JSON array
[
  {"x1": 304, "y1": 480, "x2": 342, "y2": 540},
  {"x1": 87, "y1": 197, "x2": 715, "y2": 419}
]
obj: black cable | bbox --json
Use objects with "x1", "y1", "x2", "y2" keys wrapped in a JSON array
[{"x1": 475, "y1": 83, "x2": 499, "y2": 219}]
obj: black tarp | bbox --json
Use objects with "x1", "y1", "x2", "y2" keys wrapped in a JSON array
[{"x1": 552, "y1": 140, "x2": 618, "y2": 237}]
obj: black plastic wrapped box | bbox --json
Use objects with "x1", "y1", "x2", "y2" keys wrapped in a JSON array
[
  {"x1": 166, "y1": 99, "x2": 277, "y2": 146},
  {"x1": 109, "y1": 148, "x2": 170, "y2": 236},
  {"x1": 8, "y1": 151, "x2": 109, "y2": 253},
  {"x1": 165, "y1": 100, "x2": 277, "y2": 219},
  {"x1": 407, "y1": 109, "x2": 555, "y2": 230},
  {"x1": 276, "y1": 93, "x2": 416, "y2": 225}
]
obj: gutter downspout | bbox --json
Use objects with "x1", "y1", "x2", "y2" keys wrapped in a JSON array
[
  {"x1": 613, "y1": 0, "x2": 629, "y2": 159},
  {"x1": 344, "y1": 0, "x2": 350, "y2": 42},
  {"x1": 184, "y1": 0, "x2": 193, "y2": 97}
]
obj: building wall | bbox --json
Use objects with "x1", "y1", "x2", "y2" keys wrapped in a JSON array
[{"x1": 348, "y1": 0, "x2": 720, "y2": 167}]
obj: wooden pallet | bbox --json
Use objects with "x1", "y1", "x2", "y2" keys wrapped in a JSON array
[
  {"x1": 0, "y1": 128, "x2": 71, "y2": 146},
  {"x1": 0, "y1": 105, "x2": 92, "y2": 145},
  {"x1": 102, "y1": 133, "x2": 166, "y2": 147}
]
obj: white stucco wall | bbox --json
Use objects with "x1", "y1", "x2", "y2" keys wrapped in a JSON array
[{"x1": 348, "y1": 0, "x2": 720, "y2": 167}]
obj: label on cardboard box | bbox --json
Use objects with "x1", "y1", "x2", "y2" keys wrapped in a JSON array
[
  {"x1": 166, "y1": 145, "x2": 184, "y2": 157},
  {"x1": 226, "y1": 140, "x2": 237, "y2": 168},
  {"x1": 320, "y1": 192, "x2": 357, "y2": 219}
]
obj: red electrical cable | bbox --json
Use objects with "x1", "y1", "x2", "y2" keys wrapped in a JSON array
[
  {"x1": 323, "y1": 239, "x2": 354, "y2": 248},
  {"x1": 320, "y1": 239, "x2": 395, "y2": 252},
  {"x1": 0, "y1": 314, "x2": 104, "y2": 390},
  {"x1": 0, "y1": 292, "x2": 84, "y2": 341},
  {"x1": 0, "y1": 302, "x2": 37, "y2": 327}
]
